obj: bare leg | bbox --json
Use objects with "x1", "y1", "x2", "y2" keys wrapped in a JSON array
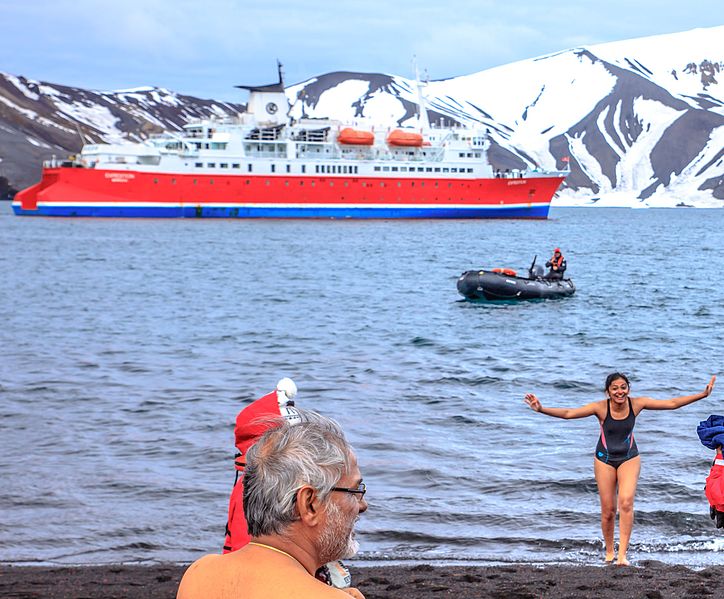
[
  {"x1": 594, "y1": 459, "x2": 618, "y2": 562},
  {"x1": 615, "y1": 456, "x2": 641, "y2": 566}
]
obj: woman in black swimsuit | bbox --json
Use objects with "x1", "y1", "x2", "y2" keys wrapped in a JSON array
[{"x1": 525, "y1": 373, "x2": 716, "y2": 566}]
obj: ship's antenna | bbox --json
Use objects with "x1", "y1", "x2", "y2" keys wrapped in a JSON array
[
  {"x1": 277, "y1": 59, "x2": 285, "y2": 87},
  {"x1": 413, "y1": 56, "x2": 431, "y2": 132}
]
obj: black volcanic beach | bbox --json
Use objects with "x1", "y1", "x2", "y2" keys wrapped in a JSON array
[{"x1": 2, "y1": 562, "x2": 724, "y2": 598}]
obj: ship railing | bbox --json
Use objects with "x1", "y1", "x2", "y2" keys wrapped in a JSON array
[
  {"x1": 44, "y1": 155, "x2": 84, "y2": 168},
  {"x1": 245, "y1": 150, "x2": 288, "y2": 158}
]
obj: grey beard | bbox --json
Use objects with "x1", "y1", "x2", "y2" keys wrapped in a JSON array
[{"x1": 318, "y1": 501, "x2": 359, "y2": 563}]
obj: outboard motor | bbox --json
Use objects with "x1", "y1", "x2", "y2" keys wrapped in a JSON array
[{"x1": 527, "y1": 255, "x2": 544, "y2": 279}]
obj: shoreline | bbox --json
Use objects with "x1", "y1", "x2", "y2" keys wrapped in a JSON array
[{"x1": 2, "y1": 562, "x2": 723, "y2": 598}]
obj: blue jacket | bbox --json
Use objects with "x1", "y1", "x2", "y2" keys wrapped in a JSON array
[{"x1": 697, "y1": 415, "x2": 724, "y2": 450}]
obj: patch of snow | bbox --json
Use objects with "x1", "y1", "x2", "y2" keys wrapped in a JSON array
[
  {"x1": 53, "y1": 99, "x2": 125, "y2": 141},
  {"x1": 6, "y1": 75, "x2": 39, "y2": 100},
  {"x1": 26, "y1": 136, "x2": 51, "y2": 148},
  {"x1": 38, "y1": 85, "x2": 62, "y2": 97},
  {"x1": 0, "y1": 94, "x2": 39, "y2": 119}
]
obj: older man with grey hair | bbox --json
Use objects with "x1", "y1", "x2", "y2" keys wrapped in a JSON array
[{"x1": 177, "y1": 412, "x2": 368, "y2": 599}]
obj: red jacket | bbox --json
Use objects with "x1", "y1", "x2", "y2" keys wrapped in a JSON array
[
  {"x1": 706, "y1": 452, "x2": 724, "y2": 511},
  {"x1": 223, "y1": 390, "x2": 294, "y2": 553}
]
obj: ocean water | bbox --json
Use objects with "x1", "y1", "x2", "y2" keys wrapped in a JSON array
[{"x1": 1, "y1": 204, "x2": 723, "y2": 567}]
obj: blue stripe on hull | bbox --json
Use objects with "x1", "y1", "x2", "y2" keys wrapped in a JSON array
[{"x1": 13, "y1": 204, "x2": 551, "y2": 219}]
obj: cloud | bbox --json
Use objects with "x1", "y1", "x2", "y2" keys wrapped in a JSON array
[{"x1": 0, "y1": 0, "x2": 720, "y2": 101}]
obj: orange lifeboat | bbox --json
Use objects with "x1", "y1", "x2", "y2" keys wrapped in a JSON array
[
  {"x1": 337, "y1": 128, "x2": 374, "y2": 146},
  {"x1": 386, "y1": 129, "x2": 424, "y2": 147}
]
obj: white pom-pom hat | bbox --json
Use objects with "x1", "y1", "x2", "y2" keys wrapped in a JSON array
[{"x1": 276, "y1": 377, "x2": 298, "y2": 405}]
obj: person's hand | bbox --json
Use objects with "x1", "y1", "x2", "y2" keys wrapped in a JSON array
[
  {"x1": 704, "y1": 376, "x2": 716, "y2": 397},
  {"x1": 524, "y1": 393, "x2": 542, "y2": 412},
  {"x1": 342, "y1": 588, "x2": 365, "y2": 599}
]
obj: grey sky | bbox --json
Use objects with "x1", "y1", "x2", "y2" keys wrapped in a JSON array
[{"x1": 1, "y1": 0, "x2": 720, "y2": 101}]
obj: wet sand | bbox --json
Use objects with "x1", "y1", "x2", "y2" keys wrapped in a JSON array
[{"x1": 1, "y1": 561, "x2": 723, "y2": 598}]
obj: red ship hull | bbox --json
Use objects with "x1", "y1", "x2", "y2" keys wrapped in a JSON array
[{"x1": 13, "y1": 167, "x2": 564, "y2": 219}]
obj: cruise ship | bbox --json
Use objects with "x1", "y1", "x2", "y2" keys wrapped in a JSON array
[{"x1": 13, "y1": 66, "x2": 568, "y2": 219}]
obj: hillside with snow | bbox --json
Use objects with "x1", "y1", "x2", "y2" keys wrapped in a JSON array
[
  {"x1": 286, "y1": 26, "x2": 724, "y2": 207},
  {"x1": 1, "y1": 26, "x2": 722, "y2": 206}
]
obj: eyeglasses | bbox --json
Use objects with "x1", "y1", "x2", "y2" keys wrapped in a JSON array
[{"x1": 331, "y1": 482, "x2": 366, "y2": 501}]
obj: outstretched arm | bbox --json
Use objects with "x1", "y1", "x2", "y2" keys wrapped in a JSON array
[
  {"x1": 524, "y1": 393, "x2": 601, "y2": 420},
  {"x1": 637, "y1": 376, "x2": 716, "y2": 411}
]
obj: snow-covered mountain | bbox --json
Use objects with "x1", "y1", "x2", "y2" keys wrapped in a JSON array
[
  {"x1": 1, "y1": 26, "x2": 722, "y2": 206},
  {"x1": 0, "y1": 80, "x2": 243, "y2": 197},
  {"x1": 286, "y1": 26, "x2": 724, "y2": 207}
]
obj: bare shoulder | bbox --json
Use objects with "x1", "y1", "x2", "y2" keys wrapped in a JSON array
[
  {"x1": 630, "y1": 396, "x2": 652, "y2": 412},
  {"x1": 177, "y1": 554, "x2": 223, "y2": 597},
  {"x1": 188, "y1": 553, "x2": 223, "y2": 572},
  {"x1": 588, "y1": 399, "x2": 607, "y2": 418}
]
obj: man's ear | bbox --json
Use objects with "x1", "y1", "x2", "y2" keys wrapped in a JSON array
[{"x1": 296, "y1": 485, "x2": 324, "y2": 526}]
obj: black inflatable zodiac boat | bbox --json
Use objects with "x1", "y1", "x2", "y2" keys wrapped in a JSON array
[{"x1": 457, "y1": 258, "x2": 575, "y2": 302}]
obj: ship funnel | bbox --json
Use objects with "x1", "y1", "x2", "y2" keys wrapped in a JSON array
[{"x1": 235, "y1": 61, "x2": 290, "y2": 127}]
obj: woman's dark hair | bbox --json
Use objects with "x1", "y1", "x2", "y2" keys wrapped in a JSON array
[{"x1": 605, "y1": 372, "x2": 630, "y2": 392}]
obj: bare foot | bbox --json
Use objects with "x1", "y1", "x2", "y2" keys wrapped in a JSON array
[
  {"x1": 615, "y1": 557, "x2": 630, "y2": 566},
  {"x1": 604, "y1": 553, "x2": 615, "y2": 564}
]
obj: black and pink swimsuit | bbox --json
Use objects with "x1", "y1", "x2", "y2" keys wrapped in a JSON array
[{"x1": 595, "y1": 397, "x2": 639, "y2": 468}]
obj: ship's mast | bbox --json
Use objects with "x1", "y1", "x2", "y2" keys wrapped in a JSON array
[{"x1": 413, "y1": 56, "x2": 431, "y2": 132}]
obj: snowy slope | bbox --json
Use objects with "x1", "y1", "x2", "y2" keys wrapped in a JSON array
[{"x1": 287, "y1": 26, "x2": 724, "y2": 207}]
